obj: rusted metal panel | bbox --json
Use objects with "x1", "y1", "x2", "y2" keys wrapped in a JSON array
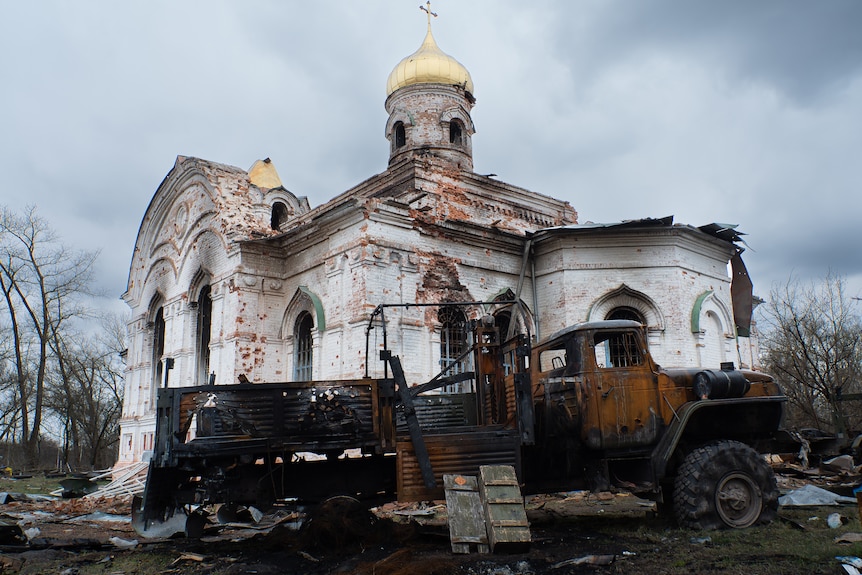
[
  {"x1": 396, "y1": 426, "x2": 520, "y2": 501},
  {"x1": 169, "y1": 380, "x2": 390, "y2": 457},
  {"x1": 589, "y1": 367, "x2": 662, "y2": 450}
]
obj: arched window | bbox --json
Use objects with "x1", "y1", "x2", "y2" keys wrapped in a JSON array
[
  {"x1": 271, "y1": 201, "x2": 288, "y2": 231},
  {"x1": 151, "y1": 306, "x2": 165, "y2": 401},
  {"x1": 394, "y1": 122, "x2": 406, "y2": 148},
  {"x1": 196, "y1": 285, "x2": 212, "y2": 384},
  {"x1": 439, "y1": 306, "x2": 470, "y2": 388},
  {"x1": 449, "y1": 120, "x2": 463, "y2": 145},
  {"x1": 494, "y1": 310, "x2": 512, "y2": 342},
  {"x1": 589, "y1": 285, "x2": 663, "y2": 331},
  {"x1": 607, "y1": 306, "x2": 645, "y2": 324},
  {"x1": 294, "y1": 311, "x2": 314, "y2": 381}
]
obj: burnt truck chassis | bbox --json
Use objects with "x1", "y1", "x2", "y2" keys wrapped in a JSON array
[
  {"x1": 134, "y1": 356, "x2": 526, "y2": 535},
  {"x1": 134, "y1": 303, "x2": 789, "y2": 536}
]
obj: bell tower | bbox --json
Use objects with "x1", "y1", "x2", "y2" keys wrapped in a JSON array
[{"x1": 384, "y1": 3, "x2": 476, "y2": 171}]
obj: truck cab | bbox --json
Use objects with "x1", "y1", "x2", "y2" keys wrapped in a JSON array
[{"x1": 526, "y1": 319, "x2": 786, "y2": 528}]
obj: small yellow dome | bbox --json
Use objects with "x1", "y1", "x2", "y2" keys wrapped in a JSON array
[
  {"x1": 248, "y1": 158, "x2": 283, "y2": 189},
  {"x1": 386, "y1": 24, "x2": 474, "y2": 96}
]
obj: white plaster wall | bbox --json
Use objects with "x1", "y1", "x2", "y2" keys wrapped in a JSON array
[{"x1": 532, "y1": 229, "x2": 739, "y2": 369}]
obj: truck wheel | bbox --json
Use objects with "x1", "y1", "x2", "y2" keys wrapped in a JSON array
[{"x1": 673, "y1": 440, "x2": 777, "y2": 529}]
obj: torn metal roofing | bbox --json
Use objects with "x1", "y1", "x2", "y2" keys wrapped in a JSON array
[{"x1": 531, "y1": 215, "x2": 749, "y2": 248}]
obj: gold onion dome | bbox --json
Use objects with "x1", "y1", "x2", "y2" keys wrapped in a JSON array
[
  {"x1": 248, "y1": 158, "x2": 283, "y2": 189},
  {"x1": 386, "y1": 22, "x2": 474, "y2": 96}
]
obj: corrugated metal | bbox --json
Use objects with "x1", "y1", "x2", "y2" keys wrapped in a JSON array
[
  {"x1": 179, "y1": 381, "x2": 383, "y2": 451},
  {"x1": 396, "y1": 426, "x2": 521, "y2": 501},
  {"x1": 396, "y1": 393, "x2": 477, "y2": 430},
  {"x1": 280, "y1": 384, "x2": 377, "y2": 442}
]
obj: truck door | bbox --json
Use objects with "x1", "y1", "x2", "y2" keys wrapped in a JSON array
[{"x1": 583, "y1": 328, "x2": 662, "y2": 450}]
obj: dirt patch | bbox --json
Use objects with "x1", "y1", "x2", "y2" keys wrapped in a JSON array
[{"x1": 0, "y1": 491, "x2": 860, "y2": 574}]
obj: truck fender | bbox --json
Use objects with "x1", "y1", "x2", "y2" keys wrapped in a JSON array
[{"x1": 650, "y1": 395, "x2": 786, "y2": 482}]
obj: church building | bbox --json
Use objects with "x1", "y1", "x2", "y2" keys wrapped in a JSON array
[{"x1": 116, "y1": 14, "x2": 757, "y2": 467}]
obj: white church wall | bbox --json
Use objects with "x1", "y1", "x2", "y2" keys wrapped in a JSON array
[{"x1": 532, "y1": 228, "x2": 739, "y2": 368}]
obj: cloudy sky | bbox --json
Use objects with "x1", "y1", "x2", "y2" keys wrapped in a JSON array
[{"x1": 2, "y1": 1, "x2": 861, "y2": 318}]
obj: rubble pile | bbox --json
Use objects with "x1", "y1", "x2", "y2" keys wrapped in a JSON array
[{"x1": 771, "y1": 452, "x2": 862, "y2": 496}]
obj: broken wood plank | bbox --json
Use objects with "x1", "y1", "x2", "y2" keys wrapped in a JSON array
[
  {"x1": 479, "y1": 465, "x2": 530, "y2": 553},
  {"x1": 444, "y1": 474, "x2": 489, "y2": 554}
]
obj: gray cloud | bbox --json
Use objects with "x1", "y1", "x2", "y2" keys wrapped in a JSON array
[
  {"x1": 559, "y1": 0, "x2": 862, "y2": 104},
  {"x1": 1, "y1": 0, "x2": 860, "y2": 318}
]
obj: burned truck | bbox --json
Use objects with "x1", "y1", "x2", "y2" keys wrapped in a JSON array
[{"x1": 134, "y1": 305, "x2": 786, "y2": 536}]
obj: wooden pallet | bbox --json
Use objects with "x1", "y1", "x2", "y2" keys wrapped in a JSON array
[
  {"x1": 478, "y1": 465, "x2": 531, "y2": 552},
  {"x1": 443, "y1": 473, "x2": 489, "y2": 554}
]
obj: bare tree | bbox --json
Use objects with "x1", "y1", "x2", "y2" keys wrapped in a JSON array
[
  {"x1": 0, "y1": 206, "x2": 98, "y2": 467},
  {"x1": 47, "y1": 328, "x2": 124, "y2": 469},
  {"x1": 759, "y1": 272, "x2": 862, "y2": 435}
]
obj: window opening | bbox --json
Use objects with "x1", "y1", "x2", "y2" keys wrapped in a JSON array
[
  {"x1": 394, "y1": 122, "x2": 406, "y2": 148},
  {"x1": 151, "y1": 307, "x2": 165, "y2": 401},
  {"x1": 494, "y1": 311, "x2": 512, "y2": 342},
  {"x1": 607, "y1": 306, "x2": 644, "y2": 324},
  {"x1": 538, "y1": 338, "x2": 580, "y2": 376},
  {"x1": 196, "y1": 285, "x2": 212, "y2": 384},
  {"x1": 494, "y1": 310, "x2": 513, "y2": 375},
  {"x1": 449, "y1": 120, "x2": 463, "y2": 145},
  {"x1": 593, "y1": 331, "x2": 643, "y2": 369},
  {"x1": 271, "y1": 201, "x2": 288, "y2": 231},
  {"x1": 438, "y1": 306, "x2": 471, "y2": 392},
  {"x1": 294, "y1": 311, "x2": 314, "y2": 381}
]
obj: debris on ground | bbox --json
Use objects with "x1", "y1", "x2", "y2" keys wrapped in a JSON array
[
  {"x1": 0, "y1": 517, "x2": 27, "y2": 545},
  {"x1": 0, "y1": 460, "x2": 859, "y2": 575},
  {"x1": 824, "y1": 455, "x2": 858, "y2": 474},
  {"x1": 771, "y1": 448, "x2": 862, "y2": 495},
  {"x1": 779, "y1": 484, "x2": 858, "y2": 507},
  {"x1": 109, "y1": 535, "x2": 139, "y2": 548},
  {"x1": 837, "y1": 556, "x2": 862, "y2": 575},
  {"x1": 169, "y1": 552, "x2": 207, "y2": 566},
  {"x1": 550, "y1": 554, "x2": 616, "y2": 569},
  {"x1": 835, "y1": 533, "x2": 862, "y2": 544},
  {"x1": 56, "y1": 476, "x2": 100, "y2": 498}
]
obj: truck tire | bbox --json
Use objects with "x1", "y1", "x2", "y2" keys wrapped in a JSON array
[{"x1": 673, "y1": 440, "x2": 778, "y2": 529}]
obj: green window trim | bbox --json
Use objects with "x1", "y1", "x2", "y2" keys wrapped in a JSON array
[
  {"x1": 691, "y1": 291, "x2": 713, "y2": 333},
  {"x1": 298, "y1": 286, "x2": 325, "y2": 332}
]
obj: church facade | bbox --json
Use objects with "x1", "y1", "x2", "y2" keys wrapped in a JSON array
[{"x1": 116, "y1": 19, "x2": 758, "y2": 467}]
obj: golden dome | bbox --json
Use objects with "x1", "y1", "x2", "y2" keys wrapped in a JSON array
[
  {"x1": 386, "y1": 23, "x2": 474, "y2": 96},
  {"x1": 248, "y1": 158, "x2": 283, "y2": 189}
]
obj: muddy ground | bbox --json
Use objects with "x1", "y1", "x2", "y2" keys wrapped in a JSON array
[{"x1": 1, "y1": 484, "x2": 861, "y2": 575}]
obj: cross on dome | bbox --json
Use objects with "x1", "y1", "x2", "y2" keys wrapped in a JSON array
[
  {"x1": 385, "y1": 2, "x2": 474, "y2": 96},
  {"x1": 420, "y1": 1, "x2": 437, "y2": 25}
]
